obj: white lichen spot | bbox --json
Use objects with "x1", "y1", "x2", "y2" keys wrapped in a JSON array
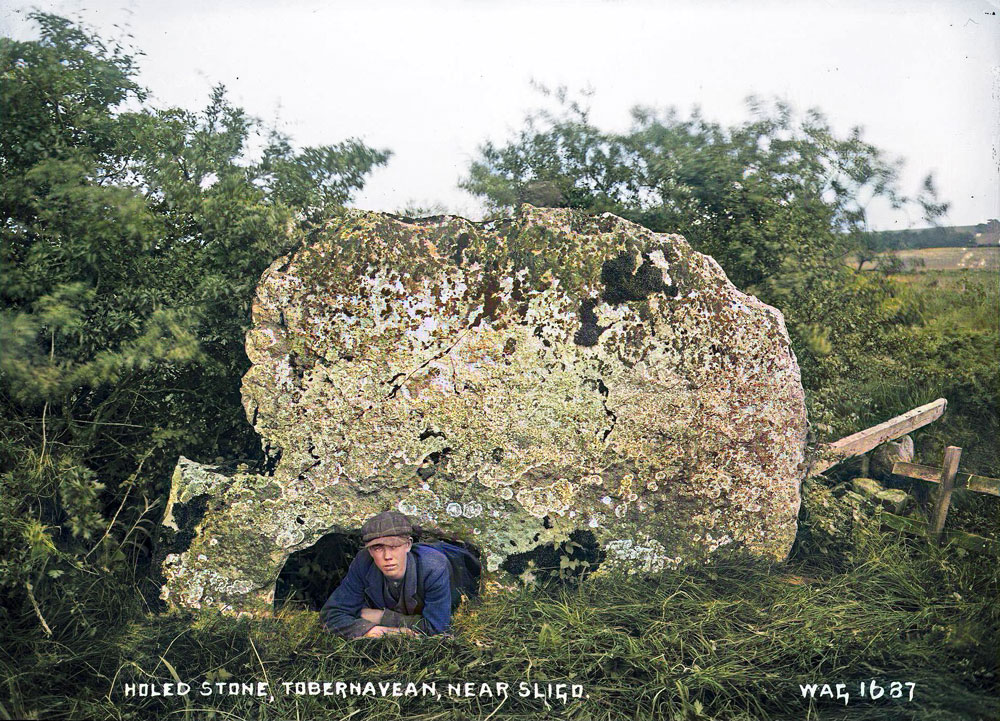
[
  {"x1": 232, "y1": 579, "x2": 255, "y2": 595},
  {"x1": 604, "y1": 537, "x2": 672, "y2": 573},
  {"x1": 446, "y1": 502, "x2": 463, "y2": 517},
  {"x1": 184, "y1": 585, "x2": 204, "y2": 604},
  {"x1": 276, "y1": 529, "x2": 304, "y2": 548},
  {"x1": 463, "y1": 501, "x2": 483, "y2": 518}
]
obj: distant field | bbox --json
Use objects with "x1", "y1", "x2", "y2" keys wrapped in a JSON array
[{"x1": 864, "y1": 246, "x2": 1000, "y2": 272}]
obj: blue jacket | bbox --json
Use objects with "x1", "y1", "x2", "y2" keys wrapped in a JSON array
[{"x1": 320, "y1": 543, "x2": 454, "y2": 639}]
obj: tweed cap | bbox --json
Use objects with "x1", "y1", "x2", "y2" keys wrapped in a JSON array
[{"x1": 361, "y1": 511, "x2": 413, "y2": 545}]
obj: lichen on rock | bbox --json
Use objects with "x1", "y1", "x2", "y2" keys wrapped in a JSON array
[{"x1": 158, "y1": 205, "x2": 808, "y2": 613}]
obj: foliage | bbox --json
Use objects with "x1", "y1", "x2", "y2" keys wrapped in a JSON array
[
  {"x1": 460, "y1": 91, "x2": 995, "y2": 460},
  {"x1": 1, "y1": 18, "x2": 996, "y2": 721},
  {"x1": 463, "y1": 88, "x2": 945, "y2": 290},
  {"x1": 2, "y1": 530, "x2": 997, "y2": 720},
  {"x1": 0, "y1": 13, "x2": 389, "y2": 616}
]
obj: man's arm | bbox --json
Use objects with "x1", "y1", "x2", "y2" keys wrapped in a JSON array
[
  {"x1": 319, "y1": 554, "x2": 376, "y2": 640},
  {"x1": 379, "y1": 609, "x2": 422, "y2": 628}
]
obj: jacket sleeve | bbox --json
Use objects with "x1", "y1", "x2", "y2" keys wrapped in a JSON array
[
  {"x1": 320, "y1": 553, "x2": 376, "y2": 639},
  {"x1": 379, "y1": 609, "x2": 422, "y2": 628},
  {"x1": 410, "y1": 559, "x2": 453, "y2": 636}
]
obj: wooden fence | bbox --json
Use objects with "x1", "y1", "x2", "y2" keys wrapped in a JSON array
[{"x1": 813, "y1": 398, "x2": 999, "y2": 556}]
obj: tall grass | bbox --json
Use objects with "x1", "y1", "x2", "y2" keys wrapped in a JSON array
[{"x1": 3, "y1": 516, "x2": 997, "y2": 721}]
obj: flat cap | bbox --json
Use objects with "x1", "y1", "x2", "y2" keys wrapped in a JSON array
[{"x1": 361, "y1": 510, "x2": 413, "y2": 544}]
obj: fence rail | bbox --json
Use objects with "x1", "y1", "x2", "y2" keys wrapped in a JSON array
[
  {"x1": 812, "y1": 398, "x2": 947, "y2": 474},
  {"x1": 813, "y1": 400, "x2": 997, "y2": 556},
  {"x1": 882, "y1": 445, "x2": 999, "y2": 555}
]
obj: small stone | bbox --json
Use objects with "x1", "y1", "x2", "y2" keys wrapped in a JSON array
[
  {"x1": 852, "y1": 478, "x2": 913, "y2": 515},
  {"x1": 871, "y1": 436, "x2": 915, "y2": 480}
]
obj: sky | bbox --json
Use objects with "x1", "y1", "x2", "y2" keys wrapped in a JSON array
[{"x1": 2, "y1": 0, "x2": 998, "y2": 230}]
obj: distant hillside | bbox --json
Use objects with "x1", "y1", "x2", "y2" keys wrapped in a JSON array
[{"x1": 869, "y1": 220, "x2": 999, "y2": 250}]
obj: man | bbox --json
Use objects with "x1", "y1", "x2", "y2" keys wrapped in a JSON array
[{"x1": 320, "y1": 510, "x2": 479, "y2": 639}]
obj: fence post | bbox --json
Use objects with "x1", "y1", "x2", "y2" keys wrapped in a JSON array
[{"x1": 929, "y1": 446, "x2": 962, "y2": 541}]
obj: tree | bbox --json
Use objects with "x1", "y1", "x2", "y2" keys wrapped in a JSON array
[
  {"x1": 0, "y1": 13, "x2": 390, "y2": 612},
  {"x1": 462, "y1": 89, "x2": 949, "y2": 437},
  {"x1": 462, "y1": 89, "x2": 946, "y2": 292}
]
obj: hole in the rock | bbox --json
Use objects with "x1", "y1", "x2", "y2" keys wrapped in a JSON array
[
  {"x1": 262, "y1": 445, "x2": 282, "y2": 475},
  {"x1": 275, "y1": 532, "x2": 363, "y2": 611},
  {"x1": 274, "y1": 529, "x2": 486, "y2": 611},
  {"x1": 426, "y1": 448, "x2": 452, "y2": 465},
  {"x1": 162, "y1": 495, "x2": 210, "y2": 556},
  {"x1": 453, "y1": 232, "x2": 471, "y2": 266},
  {"x1": 500, "y1": 530, "x2": 604, "y2": 583}
]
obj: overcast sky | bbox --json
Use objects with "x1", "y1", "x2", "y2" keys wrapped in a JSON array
[{"x1": 3, "y1": 0, "x2": 998, "y2": 229}]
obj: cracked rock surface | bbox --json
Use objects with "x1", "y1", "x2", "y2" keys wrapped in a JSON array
[{"x1": 158, "y1": 206, "x2": 808, "y2": 613}]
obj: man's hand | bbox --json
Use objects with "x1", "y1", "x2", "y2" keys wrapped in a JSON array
[
  {"x1": 362, "y1": 625, "x2": 419, "y2": 638},
  {"x1": 360, "y1": 608, "x2": 384, "y2": 624}
]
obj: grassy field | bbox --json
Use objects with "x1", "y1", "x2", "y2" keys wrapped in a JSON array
[
  {"x1": 852, "y1": 247, "x2": 1000, "y2": 272},
  {"x1": 891, "y1": 269, "x2": 997, "y2": 328}
]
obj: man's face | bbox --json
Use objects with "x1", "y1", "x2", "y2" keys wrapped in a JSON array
[{"x1": 366, "y1": 536, "x2": 411, "y2": 580}]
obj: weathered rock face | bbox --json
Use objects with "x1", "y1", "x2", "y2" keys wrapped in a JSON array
[{"x1": 158, "y1": 206, "x2": 808, "y2": 613}]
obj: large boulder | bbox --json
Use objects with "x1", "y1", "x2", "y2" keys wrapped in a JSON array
[{"x1": 158, "y1": 206, "x2": 808, "y2": 613}]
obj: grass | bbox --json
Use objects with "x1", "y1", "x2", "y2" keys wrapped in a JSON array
[
  {"x1": 895, "y1": 270, "x2": 998, "y2": 330},
  {"x1": 2, "y1": 517, "x2": 998, "y2": 721},
  {"x1": 890, "y1": 247, "x2": 998, "y2": 273}
]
